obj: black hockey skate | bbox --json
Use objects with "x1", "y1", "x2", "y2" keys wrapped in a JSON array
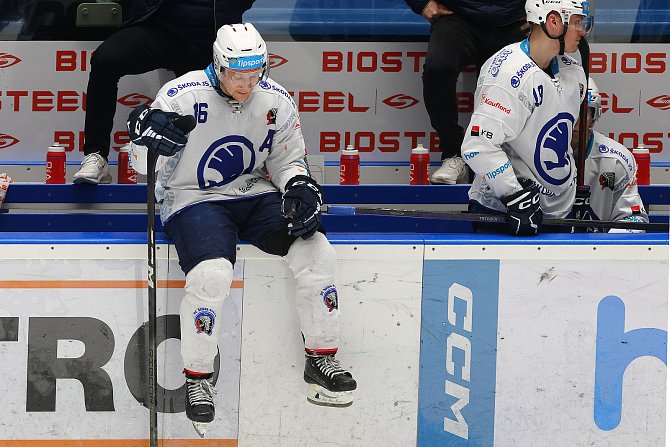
[
  {"x1": 304, "y1": 354, "x2": 357, "y2": 407},
  {"x1": 185, "y1": 372, "x2": 216, "y2": 437}
]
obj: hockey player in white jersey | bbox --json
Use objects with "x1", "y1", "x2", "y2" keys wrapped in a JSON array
[
  {"x1": 126, "y1": 23, "x2": 356, "y2": 436},
  {"x1": 462, "y1": 0, "x2": 592, "y2": 235},
  {"x1": 572, "y1": 77, "x2": 648, "y2": 232}
]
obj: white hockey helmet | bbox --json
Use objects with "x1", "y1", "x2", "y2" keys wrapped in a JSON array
[
  {"x1": 525, "y1": 0, "x2": 593, "y2": 35},
  {"x1": 213, "y1": 23, "x2": 268, "y2": 79},
  {"x1": 587, "y1": 77, "x2": 602, "y2": 121}
]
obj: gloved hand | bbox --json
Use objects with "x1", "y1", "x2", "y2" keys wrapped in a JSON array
[
  {"x1": 281, "y1": 175, "x2": 323, "y2": 239},
  {"x1": 126, "y1": 105, "x2": 191, "y2": 156},
  {"x1": 500, "y1": 178, "x2": 543, "y2": 236}
]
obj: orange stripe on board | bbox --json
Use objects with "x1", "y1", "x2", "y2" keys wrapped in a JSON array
[
  {"x1": 0, "y1": 280, "x2": 243, "y2": 289},
  {"x1": 0, "y1": 440, "x2": 237, "y2": 447}
]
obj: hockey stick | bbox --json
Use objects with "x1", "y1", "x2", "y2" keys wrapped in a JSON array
[
  {"x1": 325, "y1": 205, "x2": 669, "y2": 232},
  {"x1": 576, "y1": 37, "x2": 590, "y2": 188},
  {"x1": 572, "y1": 37, "x2": 592, "y2": 229},
  {"x1": 146, "y1": 149, "x2": 159, "y2": 447},
  {"x1": 145, "y1": 114, "x2": 196, "y2": 447}
]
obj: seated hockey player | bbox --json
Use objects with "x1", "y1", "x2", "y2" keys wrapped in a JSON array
[
  {"x1": 571, "y1": 77, "x2": 649, "y2": 232},
  {"x1": 126, "y1": 23, "x2": 356, "y2": 436},
  {"x1": 461, "y1": 0, "x2": 592, "y2": 235}
]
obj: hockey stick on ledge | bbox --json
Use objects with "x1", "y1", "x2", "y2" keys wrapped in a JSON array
[{"x1": 324, "y1": 205, "x2": 669, "y2": 232}]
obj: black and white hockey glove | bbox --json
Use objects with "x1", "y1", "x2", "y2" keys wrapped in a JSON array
[
  {"x1": 281, "y1": 175, "x2": 323, "y2": 239},
  {"x1": 500, "y1": 178, "x2": 543, "y2": 236},
  {"x1": 126, "y1": 105, "x2": 193, "y2": 157}
]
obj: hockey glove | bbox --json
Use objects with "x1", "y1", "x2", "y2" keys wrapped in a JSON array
[
  {"x1": 126, "y1": 105, "x2": 192, "y2": 157},
  {"x1": 500, "y1": 178, "x2": 543, "y2": 236},
  {"x1": 281, "y1": 175, "x2": 323, "y2": 239}
]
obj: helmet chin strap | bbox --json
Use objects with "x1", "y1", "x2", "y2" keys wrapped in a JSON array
[{"x1": 540, "y1": 22, "x2": 569, "y2": 55}]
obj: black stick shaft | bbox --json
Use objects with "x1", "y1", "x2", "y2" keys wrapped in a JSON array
[
  {"x1": 325, "y1": 205, "x2": 668, "y2": 232},
  {"x1": 146, "y1": 152, "x2": 158, "y2": 447},
  {"x1": 577, "y1": 38, "x2": 591, "y2": 187}
]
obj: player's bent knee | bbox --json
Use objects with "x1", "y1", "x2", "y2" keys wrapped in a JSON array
[
  {"x1": 184, "y1": 257, "x2": 234, "y2": 303},
  {"x1": 286, "y1": 232, "x2": 336, "y2": 274}
]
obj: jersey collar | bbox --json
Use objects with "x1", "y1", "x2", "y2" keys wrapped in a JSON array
[{"x1": 520, "y1": 38, "x2": 559, "y2": 77}]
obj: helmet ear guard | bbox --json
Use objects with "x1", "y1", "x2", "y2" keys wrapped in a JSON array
[{"x1": 213, "y1": 23, "x2": 269, "y2": 82}]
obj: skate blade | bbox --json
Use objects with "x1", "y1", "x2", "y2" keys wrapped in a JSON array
[
  {"x1": 192, "y1": 421, "x2": 208, "y2": 438},
  {"x1": 306, "y1": 383, "x2": 353, "y2": 407}
]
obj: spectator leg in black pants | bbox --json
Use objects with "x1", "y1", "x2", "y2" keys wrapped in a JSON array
[
  {"x1": 83, "y1": 22, "x2": 211, "y2": 159},
  {"x1": 424, "y1": 15, "x2": 528, "y2": 184}
]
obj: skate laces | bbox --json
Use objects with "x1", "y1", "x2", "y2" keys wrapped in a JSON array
[
  {"x1": 315, "y1": 355, "x2": 348, "y2": 379},
  {"x1": 186, "y1": 378, "x2": 217, "y2": 406}
]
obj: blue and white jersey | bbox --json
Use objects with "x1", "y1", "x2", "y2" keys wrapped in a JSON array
[
  {"x1": 585, "y1": 131, "x2": 648, "y2": 223},
  {"x1": 131, "y1": 67, "x2": 309, "y2": 223},
  {"x1": 463, "y1": 40, "x2": 586, "y2": 218}
]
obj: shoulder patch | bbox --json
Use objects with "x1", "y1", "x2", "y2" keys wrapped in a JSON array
[{"x1": 599, "y1": 172, "x2": 615, "y2": 190}]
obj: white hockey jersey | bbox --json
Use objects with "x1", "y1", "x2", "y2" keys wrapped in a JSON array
[
  {"x1": 584, "y1": 131, "x2": 648, "y2": 224},
  {"x1": 463, "y1": 40, "x2": 586, "y2": 218},
  {"x1": 131, "y1": 65, "x2": 309, "y2": 223}
]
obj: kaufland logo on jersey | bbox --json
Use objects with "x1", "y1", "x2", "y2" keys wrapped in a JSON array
[
  {"x1": 0, "y1": 53, "x2": 21, "y2": 68},
  {"x1": 0, "y1": 133, "x2": 19, "y2": 149},
  {"x1": 229, "y1": 55, "x2": 264, "y2": 70},
  {"x1": 480, "y1": 94, "x2": 511, "y2": 114}
]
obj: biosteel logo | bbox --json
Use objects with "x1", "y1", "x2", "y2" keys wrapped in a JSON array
[
  {"x1": 0, "y1": 133, "x2": 20, "y2": 149},
  {"x1": 382, "y1": 94, "x2": 419, "y2": 110},
  {"x1": 647, "y1": 95, "x2": 670, "y2": 111},
  {"x1": 0, "y1": 53, "x2": 22, "y2": 68},
  {"x1": 117, "y1": 93, "x2": 153, "y2": 107},
  {"x1": 268, "y1": 53, "x2": 288, "y2": 69}
]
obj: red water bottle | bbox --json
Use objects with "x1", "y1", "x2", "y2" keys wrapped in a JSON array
[
  {"x1": 632, "y1": 146, "x2": 650, "y2": 185},
  {"x1": 409, "y1": 144, "x2": 430, "y2": 185},
  {"x1": 46, "y1": 143, "x2": 66, "y2": 184},
  {"x1": 118, "y1": 144, "x2": 137, "y2": 184},
  {"x1": 340, "y1": 144, "x2": 360, "y2": 185}
]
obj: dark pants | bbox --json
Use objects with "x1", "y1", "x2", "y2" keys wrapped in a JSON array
[
  {"x1": 423, "y1": 14, "x2": 528, "y2": 160},
  {"x1": 84, "y1": 21, "x2": 212, "y2": 158},
  {"x1": 163, "y1": 194, "x2": 299, "y2": 275}
]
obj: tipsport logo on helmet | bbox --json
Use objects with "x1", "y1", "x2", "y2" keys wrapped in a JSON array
[
  {"x1": 534, "y1": 112, "x2": 574, "y2": 185},
  {"x1": 229, "y1": 55, "x2": 264, "y2": 70}
]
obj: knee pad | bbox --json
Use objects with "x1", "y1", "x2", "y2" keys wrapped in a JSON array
[
  {"x1": 286, "y1": 232, "x2": 336, "y2": 276},
  {"x1": 184, "y1": 257, "x2": 234, "y2": 304}
]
